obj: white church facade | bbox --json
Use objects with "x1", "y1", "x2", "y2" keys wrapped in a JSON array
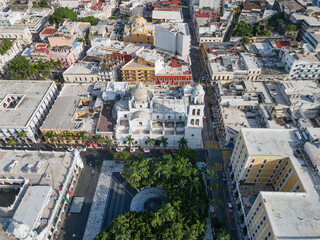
[{"x1": 113, "y1": 82, "x2": 205, "y2": 149}]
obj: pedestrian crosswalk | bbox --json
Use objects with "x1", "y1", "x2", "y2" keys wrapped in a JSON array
[{"x1": 206, "y1": 140, "x2": 220, "y2": 149}]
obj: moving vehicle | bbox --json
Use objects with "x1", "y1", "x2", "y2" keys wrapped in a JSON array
[
  {"x1": 227, "y1": 201, "x2": 233, "y2": 212},
  {"x1": 222, "y1": 172, "x2": 226, "y2": 182},
  {"x1": 203, "y1": 116, "x2": 207, "y2": 122},
  {"x1": 143, "y1": 148, "x2": 150, "y2": 153},
  {"x1": 116, "y1": 147, "x2": 124, "y2": 152},
  {"x1": 130, "y1": 147, "x2": 136, "y2": 153},
  {"x1": 212, "y1": 122, "x2": 216, "y2": 128},
  {"x1": 67, "y1": 147, "x2": 74, "y2": 152}
]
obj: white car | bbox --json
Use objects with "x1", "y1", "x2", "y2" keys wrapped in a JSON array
[
  {"x1": 212, "y1": 122, "x2": 217, "y2": 128},
  {"x1": 81, "y1": 147, "x2": 87, "y2": 152},
  {"x1": 67, "y1": 147, "x2": 74, "y2": 152},
  {"x1": 130, "y1": 147, "x2": 136, "y2": 153},
  {"x1": 143, "y1": 148, "x2": 150, "y2": 153},
  {"x1": 116, "y1": 147, "x2": 124, "y2": 152}
]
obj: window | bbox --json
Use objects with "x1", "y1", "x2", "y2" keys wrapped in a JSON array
[
  {"x1": 251, "y1": 159, "x2": 255, "y2": 163},
  {"x1": 191, "y1": 134, "x2": 194, "y2": 137},
  {"x1": 168, "y1": 116, "x2": 171, "y2": 119},
  {"x1": 263, "y1": 159, "x2": 267, "y2": 164},
  {"x1": 139, "y1": 122, "x2": 142, "y2": 126}
]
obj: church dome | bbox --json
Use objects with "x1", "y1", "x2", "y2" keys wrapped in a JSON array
[
  {"x1": 130, "y1": 82, "x2": 150, "y2": 102},
  {"x1": 132, "y1": 16, "x2": 147, "y2": 27}
]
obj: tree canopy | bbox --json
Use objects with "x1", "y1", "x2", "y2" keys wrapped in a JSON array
[
  {"x1": 0, "y1": 40, "x2": 12, "y2": 55},
  {"x1": 95, "y1": 149, "x2": 208, "y2": 240},
  {"x1": 4, "y1": 57, "x2": 61, "y2": 80},
  {"x1": 286, "y1": 24, "x2": 297, "y2": 31},
  {"x1": 79, "y1": 16, "x2": 100, "y2": 26},
  {"x1": 49, "y1": 7, "x2": 77, "y2": 25},
  {"x1": 33, "y1": 0, "x2": 51, "y2": 8},
  {"x1": 232, "y1": 21, "x2": 253, "y2": 37}
]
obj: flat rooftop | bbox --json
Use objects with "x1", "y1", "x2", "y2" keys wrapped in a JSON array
[
  {"x1": 0, "y1": 81, "x2": 54, "y2": 128},
  {"x1": 41, "y1": 84, "x2": 97, "y2": 132},
  {"x1": 63, "y1": 61, "x2": 99, "y2": 75},
  {"x1": 241, "y1": 128, "x2": 320, "y2": 238}
]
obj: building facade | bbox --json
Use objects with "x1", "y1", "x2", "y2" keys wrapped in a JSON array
[
  {"x1": 0, "y1": 81, "x2": 58, "y2": 144},
  {"x1": 114, "y1": 82, "x2": 204, "y2": 149}
]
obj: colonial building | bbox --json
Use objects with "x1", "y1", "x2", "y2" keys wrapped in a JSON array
[
  {"x1": 123, "y1": 16, "x2": 155, "y2": 46},
  {"x1": 114, "y1": 82, "x2": 204, "y2": 149}
]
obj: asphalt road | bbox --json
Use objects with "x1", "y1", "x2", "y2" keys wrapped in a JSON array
[{"x1": 58, "y1": 150, "x2": 114, "y2": 240}]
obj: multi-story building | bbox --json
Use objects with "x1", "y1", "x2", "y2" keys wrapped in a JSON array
[
  {"x1": 0, "y1": 26, "x2": 32, "y2": 45},
  {"x1": 48, "y1": 35, "x2": 84, "y2": 59},
  {"x1": 124, "y1": 16, "x2": 155, "y2": 46},
  {"x1": 155, "y1": 22, "x2": 191, "y2": 56},
  {"x1": 41, "y1": 83, "x2": 105, "y2": 144},
  {"x1": 63, "y1": 57, "x2": 126, "y2": 82},
  {"x1": 0, "y1": 12, "x2": 22, "y2": 26},
  {"x1": 202, "y1": 43, "x2": 261, "y2": 82},
  {"x1": 279, "y1": 47, "x2": 320, "y2": 80},
  {"x1": 230, "y1": 128, "x2": 320, "y2": 240},
  {"x1": 0, "y1": 81, "x2": 58, "y2": 144},
  {"x1": 152, "y1": 0, "x2": 183, "y2": 23},
  {"x1": 121, "y1": 49, "x2": 164, "y2": 84},
  {"x1": 194, "y1": 10, "x2": 233, "y2": 43},
  {"x1": 56, "y1": 21, "x2": 91, "y2": 39},
  {"x1": 13, "y1": 8, "x2": 53, "y2": 34},
  {"x1": 155, "y1": 58, "x2": 193, "y2": 85},
  {"x1": 0, "y1": 150, "x2": 83, "y2": 240},
  {"x1": 114, "y1": 82, "x2": 204, "y2": 148},
  {"x1": 0, "y1": 39, "x2": 22, "y2": 72}
]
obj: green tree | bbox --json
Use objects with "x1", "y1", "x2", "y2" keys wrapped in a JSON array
[
  {"x1": 49, "y1": 7, "x2": 77, "y2": 25},
  {"x1": 242, "y1": 37, "x2": 250, "y2": 44},
  {"x1": 286, "y1": 24, "x2": 297, "y2": 31},
  {"x1": 0, "y1": 40, "x2": 12, "y2": 55},
  {"x1": 114, "y1": 151, "x2": 131, "y2": 162},
  {"x1": 216, "y1": 228, "x2": 230, "y2": 240},
  {"x1": 160, "y1": 136, "x2": 168, "y2": 149},
  {"x1": 62, "y1": 131, "x2": 72, "y2": 144},
  {"x1": 79, "y1": 131, "x2": 87, "y2": 143},
  {"x1": 79, "y1": 16, "x2": 100, "y2": 25},
  {"x1": 178, "y1": 137, "x2": 188, "y2": 149},
  {"x1": 33, "y1": 0, "x2": 51, "y2": 8},
  {"x1": 4, "y1": 56, "x2": 36, "y2": 79},
  {"x1": 95, "y1": 135, "x2": 104, "y2": 147},
  {"x1": 7, "y1": 137, "x2": 17, "y2": 147},
  {"x1": 232, "y1": 21, "x2": 253, "y2": 37},
  {"x1": 108, "y1": 16, "x2": 118, "y2": 20},
  {"x1": 126, "y1": 135, "x2": 134, "y2": 148},
  {"x1": 145, "y1": 137, "x2": 156, "y2": 149},
  {"x1": 45, "y1": 131, "x2": 57, "y2": 148},
  {"x1": 105, "y1": 139, "x2": 114, "y2": 149}
]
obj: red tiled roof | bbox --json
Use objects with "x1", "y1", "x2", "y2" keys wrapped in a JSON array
[
  {"x1": 195, "y1": 11, "x2": 220, "y2": 18},
  {"x1": 34, "y1": 48, "x2": 50, "y2": 55},
  {"x1": 41, "y1": 28, "x2": 58, "y2": 35},
  {"x1": 154, "y1": 0, "x2": 181, "y2": 9},
  {"x1": 91, "y1": 2, "x2": 103, "y2": 10},
  {"x1": 275, "y1": 41, "x2": 290, "y2": 48}
]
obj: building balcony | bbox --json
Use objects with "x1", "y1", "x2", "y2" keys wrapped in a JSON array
[
  {"x1": 152, "y1": 130, "x2": 163, "y2": 135},
  {"x1": 176, "y1": 121, "x2": 185, "y2": 128},
  {"x1": 152, "y1": 121, "x2": 163, "y2": 128},
  {"x1": 132, "y1": 130, "x2": 150, "y2": 134},
  {"x1": 117, "y1": 129, "x2": 129, "y2": 134},
  {"x1": 165, "y1": 130, "x2": 174, "y2": 135},
  {"x1": 120, "y1": 120, "x2": 129, "y2": 126},
  {"x1": 176, "y1": 130, "x2": 184, "y2": 135}
]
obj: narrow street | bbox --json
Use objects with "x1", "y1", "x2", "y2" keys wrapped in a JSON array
[{"x1": 183, "y1": 1, "x2": 240, "y2": 238}]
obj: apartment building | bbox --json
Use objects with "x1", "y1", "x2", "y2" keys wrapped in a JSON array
[
  {"x1": 230, "y1": 128, "x2": 320, "y2": 240},
  {"x1": 0, "y1": 26, "x2": 32, "y2": 45},
  {"x1": 155, "y1": 22, "x2": 191, "y2": 57},
  {"x1": 152, "y1": 0, "x2": 183, "y2": 23},
  {"x1": 0, "y1": 81, "x2": 58, "y2": 144},
  {"x1": 121, "y1": 49, "x2": 164, "y2": 84},
  {"x1": 279, "y1": 47, "x2": 320, "y2": 80}
]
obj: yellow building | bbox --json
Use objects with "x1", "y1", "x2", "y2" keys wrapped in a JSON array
[
  {"x1": 123, "y1": 16, "x2": 155, "y2": 46},
  {"x1": 230, "y1": 128, "x2": 320, "y2": 240},
  {"x1": 121, "y1": 49, "x2": 164, "y2": 84}
]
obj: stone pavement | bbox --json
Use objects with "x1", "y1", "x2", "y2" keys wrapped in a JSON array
[{"x1": 83, "y1": 161, "x2": 123, "y2": 240}]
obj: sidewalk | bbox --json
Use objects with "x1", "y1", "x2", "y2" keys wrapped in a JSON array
[{"x1": 83, "y1": 161, "x2": 123, "y2": 240}]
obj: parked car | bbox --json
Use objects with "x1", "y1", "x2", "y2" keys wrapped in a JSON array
[
  {"x1": 203, "y1": 116, "x2": 207, "y2": 122},
  {"x1": 81, "y1": 147, "x2": 87, "y2": 152},
  {"x1": 212, "y1": 122, "x2": 216, "y2": 128},
  {"x1": 209, "y1": 109, "x2": 213, "y2": 115},
  {"x1": 222, "y1": 172, "x2": 226, "y2": 182},
  {"x1": 143, "y1": 148, "x2": 150, "y2": 153},
  {"x1": 116, "y1": 147, "x2": 124, "y2": 152},
  {"x1": 130, "y1": 147, "x2": 136, "y2": 153},
  {"x1": 208, "y1": 103, "x2": 212, "y2": 108},
  {"x1": 227, "y1": 201, "x2": 233, "y2": 212},
  {"x1": 67, "y1": 147, "x2": 74, "y2": 152},
  {"x1": 211, "y1": 116, "x2": 214, "y2": 121}
]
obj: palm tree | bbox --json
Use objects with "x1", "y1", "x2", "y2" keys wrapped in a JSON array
[
  {"x1": 16, "y1": 130, "x2": 30, "y2": 147},
  {"x1": 216, "y1": 228, "x2": 230, "y2": 240},
  {"x1": 126, "y1": 135, "x2": 134, "y2": 148},
  {"x1": 95, "y1": 135, "x2": 105, "y2": 147},
  {"x1": 178, "y1": 137, "x2": 188, "y2": 149},
  {"x1": 45, "y1": 131, "x2": 57, "y2": 148},
  {"x1": 145, "y1": 137, "x2": 155, "y2": 149},
  {"x1": 160, "y1": 136, "x2": 168, "y2": 149},
  {"x1": 7, "y1": 137, "x2": 17, "y2": 147},
  {"x1": 79, "y1": 131, "x2": 87, "y2": 144},
  {"x1": 151, "y1": 212, "x2": 162, "y2": 227},
  {"x1": 62, "y1": 131, "x2": 72, "y2": 144},
  {"x1": 105, "y1": 139, "x2": 114, "y2": 149}
]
